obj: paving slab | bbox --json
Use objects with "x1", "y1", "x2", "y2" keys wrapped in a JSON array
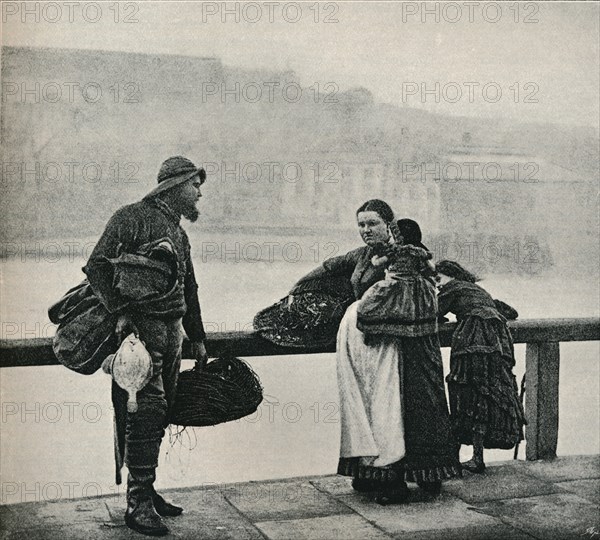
[
  {"x1": 255, "y1": 514, "x2": 393, "y2": 540},
  {"x1": 386, "y1": 522, "x2": 536, "y2": 540},
  {"x1": 555, "y1": 479, "x2": 600, "y2": 505},
  {"x1": 310, "y1": 476, "x2": 355, "y2": 497},
  {"x1": 443, "y1": 464, "x2": 560, "y2": 503},
  {"x1": 2, "y1": 456, "x2": 599, "y2": 540},
  {"x1": 105, "y1": 488, "x2": 264, "y2": 540},
  {"x1": 338, "y1": 491, "x2": 501, "y2": 535},
  {"x1": 0, "y1": 497, "x2": 112, "y2": 532},
  {"x1": 478, "y1": 492, "x2": 600, "y2": 540},
  {"x1": 519, "y1": 455, "x2": 600, "y2": 483},
  {"x1": 310, "y1": 476, "x2": 453, "y2": 504},
  {"x1": 102, "y1": 494, "x2": 128, "y2": 524},
  {"x1": 0, "y1": 522, "x2": 130, "y2": 540},
  {"x1": 221, "y1": 479, "x2": 352, "y2": 522}
]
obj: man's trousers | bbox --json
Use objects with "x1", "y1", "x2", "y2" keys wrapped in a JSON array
[{"x1": 112, "y1": 316, "x2": 183, "y2": 481}]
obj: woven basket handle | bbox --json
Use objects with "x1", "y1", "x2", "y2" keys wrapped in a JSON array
[
  {"x1": 194, "y1": 356, "x2": 208, "y2": 373},
  {"x1": 189, "y1": 341, "x2": 209, "y2": 373}
]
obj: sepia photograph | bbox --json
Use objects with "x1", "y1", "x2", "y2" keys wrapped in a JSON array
[{"x1": 1, "y1": 1, "x2": 599, "y2": 538}]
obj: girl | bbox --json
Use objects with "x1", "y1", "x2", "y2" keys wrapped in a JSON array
[
  {"x1": 356, "y1": 218, "x2": 438, "y2": 339},
  {"x1": 435, "y1": 260, "x2": 525, "y2": 473}
]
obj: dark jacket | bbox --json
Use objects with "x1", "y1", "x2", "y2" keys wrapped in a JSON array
[
  {"x1": 84, "y1": 197, "x2": 205, "y2": 342},
  {"x1": 437, "y1": 279, "x2": 501, "y2": 322},
  {"x1": 291, "y1": 246, "x2": 385, "y2": 301}
]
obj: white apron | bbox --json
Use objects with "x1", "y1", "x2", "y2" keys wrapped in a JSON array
[{"x1": 337, "y1": 301, "x2": 405, "y2": 467}]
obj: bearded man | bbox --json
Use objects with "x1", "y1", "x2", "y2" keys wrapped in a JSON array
[{"x1": 84, "y1": 156, "x2": 208, "y2": 536}]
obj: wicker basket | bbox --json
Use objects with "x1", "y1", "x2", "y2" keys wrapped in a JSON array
[
  {"x1": 254, "y1": 292, "x2": 352, "y2": 350},
  {"x1": 169, "y1": 356, "x2": 263, "y2": 427}
]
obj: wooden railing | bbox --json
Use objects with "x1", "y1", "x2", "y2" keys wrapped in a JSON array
[{"x1": 1, "y1": 317, "x2": 598, "y2": 461}]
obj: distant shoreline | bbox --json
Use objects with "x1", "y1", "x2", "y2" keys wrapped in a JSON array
[{"x1": 0, "y1": 226, "x2": 576, "y2": 277}]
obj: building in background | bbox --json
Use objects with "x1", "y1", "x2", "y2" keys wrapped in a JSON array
[{"x1": 1, "y1": 46, "x2": 597, "y2": 272}]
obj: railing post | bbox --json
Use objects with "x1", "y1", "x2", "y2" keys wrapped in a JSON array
[{"x1": 525, "y1": 341, "x2": 560, "y2": 460}]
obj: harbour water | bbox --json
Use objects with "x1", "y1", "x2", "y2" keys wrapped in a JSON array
[{"x1": 1, "y1": 251, "x2": 598, "y2": 505}]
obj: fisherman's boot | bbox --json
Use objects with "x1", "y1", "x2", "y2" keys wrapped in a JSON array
[
  {"x1": 125, "y1": 468, "x2": 169, "y2": 536},
  {"x1": 152, "y1": 488, "x2": 183, "y2": 517},
  {"x1": 124, "y1": 316, "x2": 184, "y2": 529}
]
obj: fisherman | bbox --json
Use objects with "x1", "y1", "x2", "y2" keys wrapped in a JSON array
[{"x1": 84, "y1": 156, "x2": 208, "y2": 536}]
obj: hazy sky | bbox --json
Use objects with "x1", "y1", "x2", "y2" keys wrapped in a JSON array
[{"x1": 2, "y1": 1, "x2": 599, "y2": 127}]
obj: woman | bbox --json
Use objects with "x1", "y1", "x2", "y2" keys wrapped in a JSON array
[
  {"x1": 435, "y1": 260, "x2": 525, "y2": 473},
  {"x1": 289, "y1": 200, "x2": 460, "y2": 504}
]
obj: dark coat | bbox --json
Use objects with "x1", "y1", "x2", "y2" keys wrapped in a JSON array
[
  {"x1": 438, "y1": 279, "x2": 514, "y2": 359},
  {"x1": 291, "y1": 245, "x2": 385, "y2": 301},
  {"x1": 438, "y1": 280, "x2": 502, "y2": 322},
  {"x1": 83, "y1": 197, "x2": 205, "y2": 342}
]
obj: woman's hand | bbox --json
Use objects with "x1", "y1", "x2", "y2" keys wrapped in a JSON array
[
  {"x1": 286, "y1": 295, "x2": 294, "y2": 308},
  {"x1": 371, "y1": 254, "x2": 389, "y2": 267}
]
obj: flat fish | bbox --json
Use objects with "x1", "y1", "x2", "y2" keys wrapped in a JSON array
[{"x1": 105, "y1": 333, "x2": 153, "y2": 413}]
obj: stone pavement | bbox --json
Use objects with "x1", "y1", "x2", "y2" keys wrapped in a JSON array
[{"x1": 1, "y1": 455, "x2": 599, "y2": 540}]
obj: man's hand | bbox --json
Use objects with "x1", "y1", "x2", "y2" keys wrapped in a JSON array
[
  {"x1": 115, "y1": 314, "x2": 138, "y2": 341},
  {"x1": 189, "y1": 340, "x2": 209, "y2": 369}
]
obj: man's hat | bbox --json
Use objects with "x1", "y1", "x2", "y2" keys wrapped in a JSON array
[{"x1": 145, "y1": 156, "x2": 206, "y2": 198}]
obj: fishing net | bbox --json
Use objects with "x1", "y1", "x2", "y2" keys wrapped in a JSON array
[{"x1": 169, "y1": 356, "x2": 263, "y2": 427}]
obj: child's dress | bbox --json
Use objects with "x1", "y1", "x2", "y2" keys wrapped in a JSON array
[
  {"x1": 356, "y1": 245, "x2": 438, "y2": 337},
  {"x1": 438, "y1": 279, "x2": 526, "y2": 449}
]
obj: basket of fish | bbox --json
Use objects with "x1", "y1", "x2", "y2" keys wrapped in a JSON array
[
  {"x1": 253, "y1": 291, "x2": 352, "y2": 350},
  {"x1": 169, "y1": 356, "x2": 263, "y2": 427}
]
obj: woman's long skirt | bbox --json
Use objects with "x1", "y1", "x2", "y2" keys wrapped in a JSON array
[{"x1": 337, "y1": 302, "x2": 461, "y2": 485}]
